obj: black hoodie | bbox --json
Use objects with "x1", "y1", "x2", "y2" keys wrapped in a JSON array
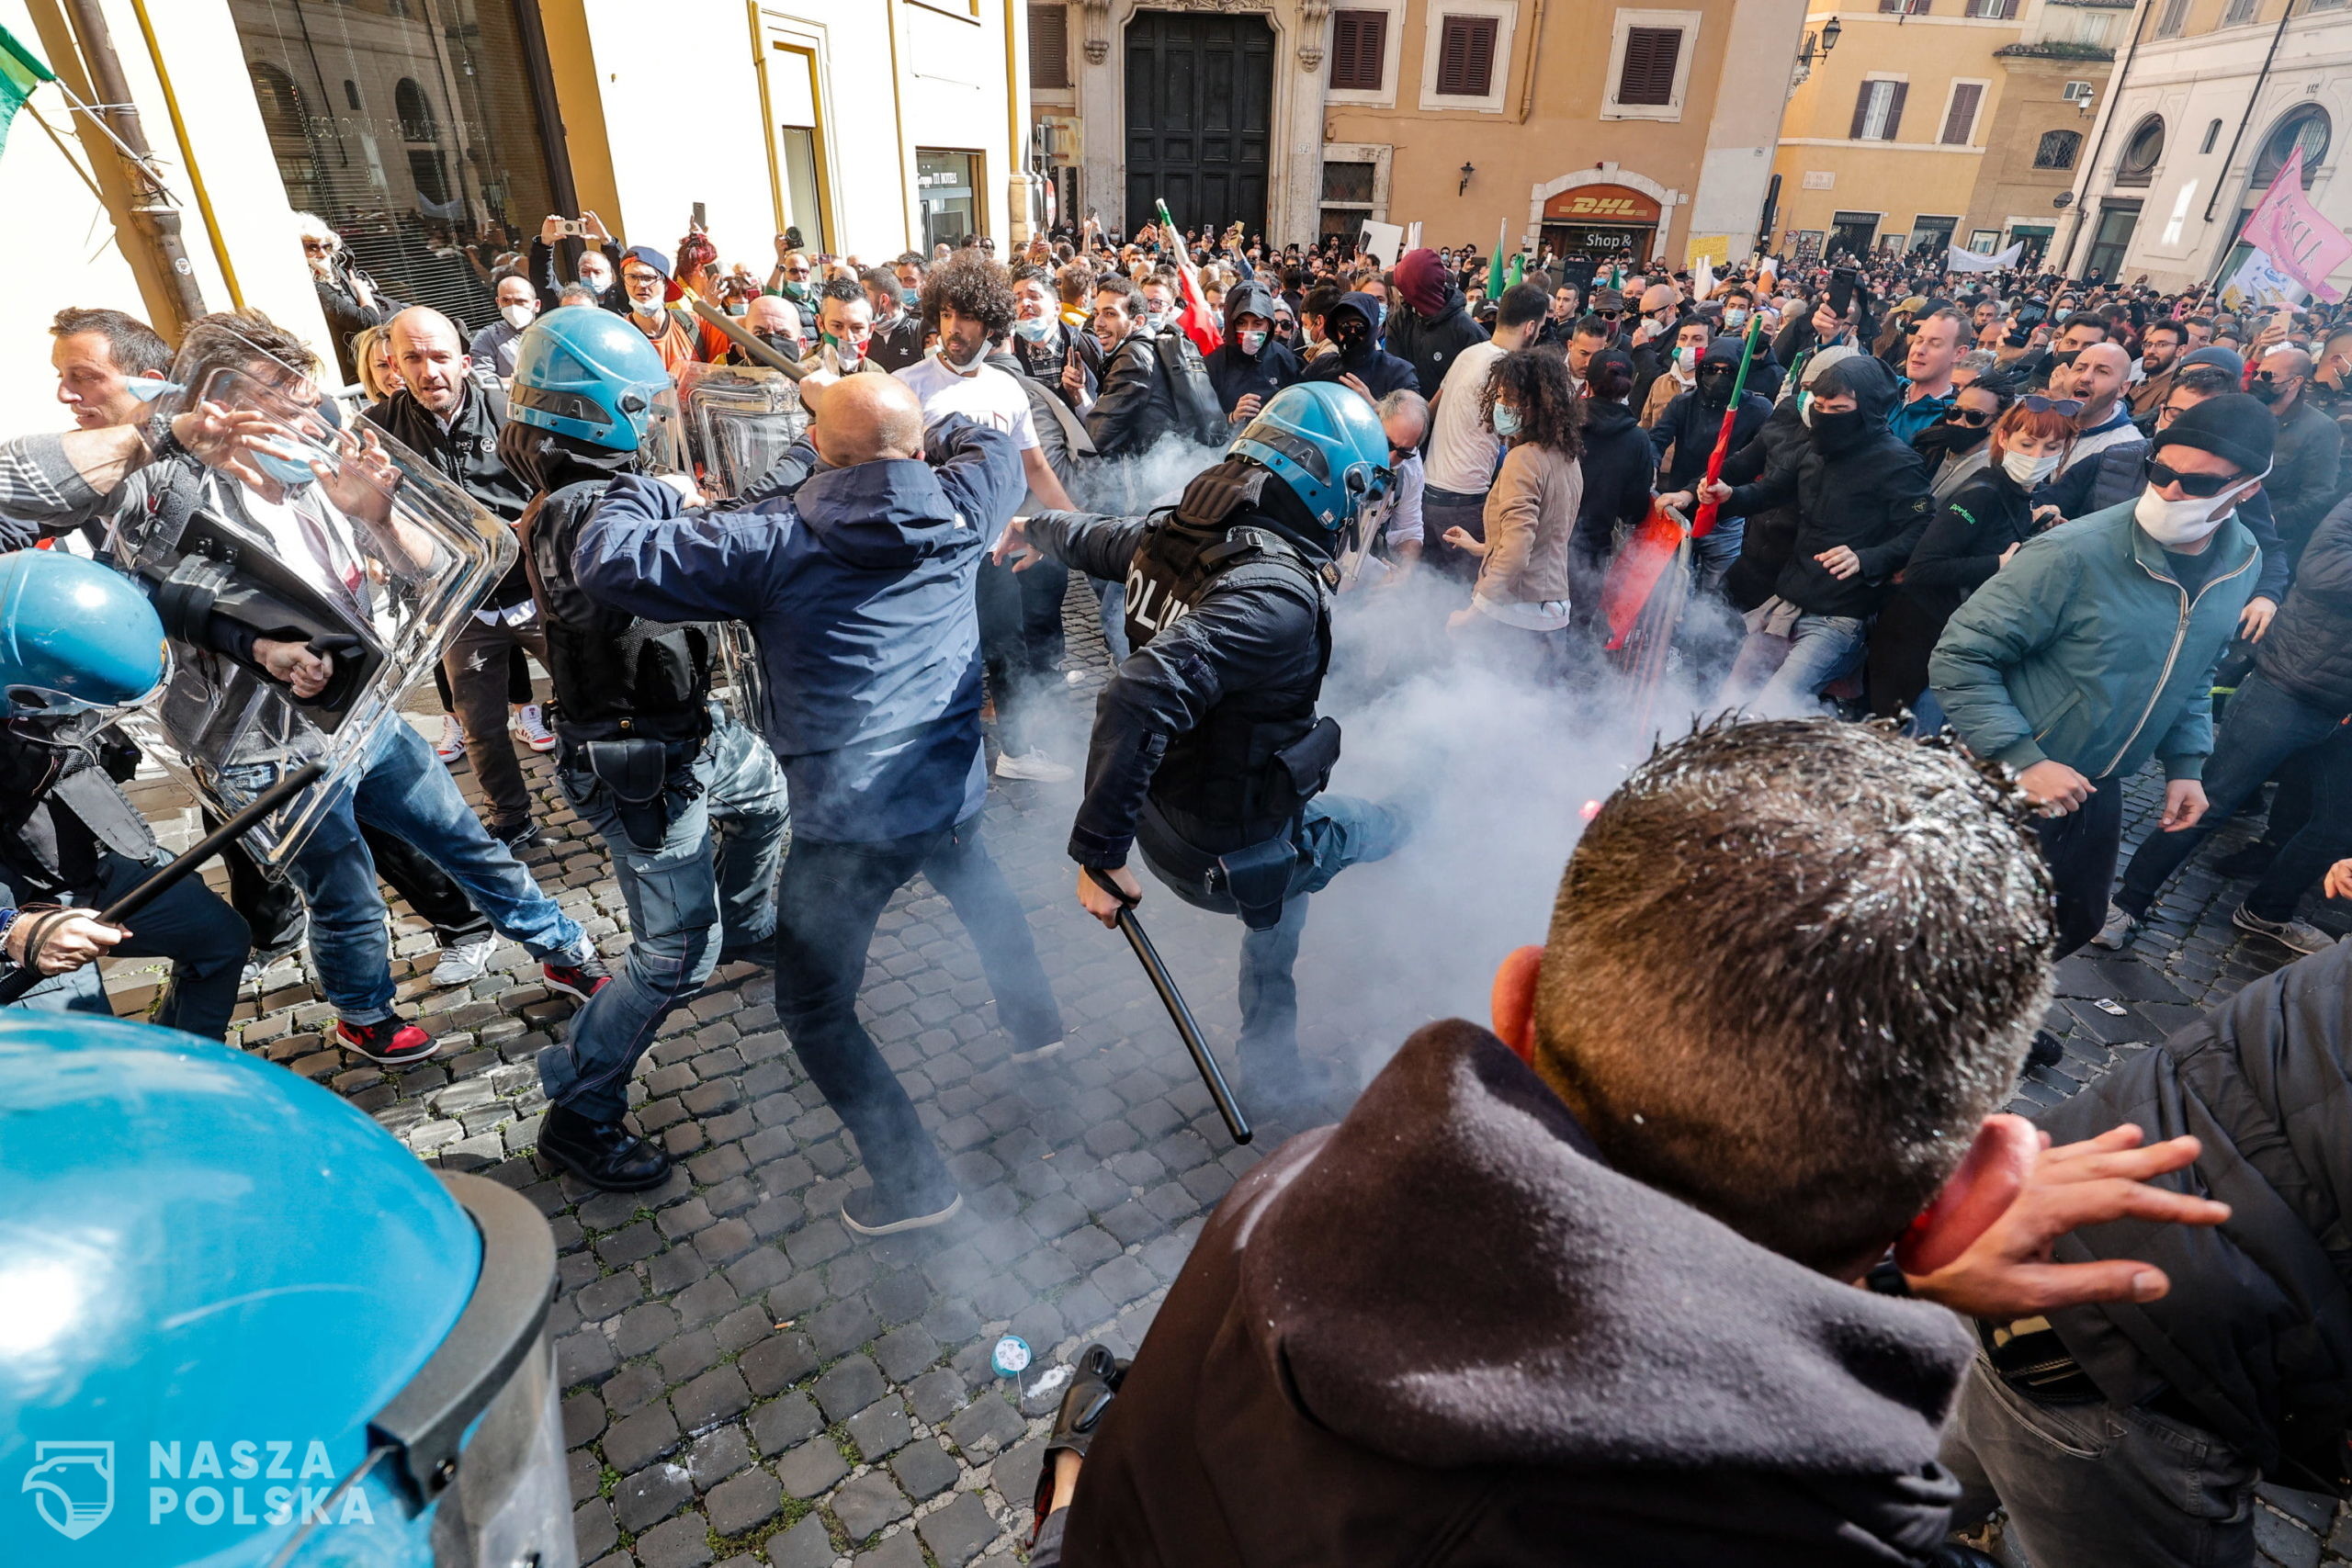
[
  {"x1": 1061, "y1": 1021, "x2": 1975, "y2": 1566},
  {"x1": 1202, "y1": 279, "x2": 1302, "y2": 415},
  {"x1": 1648, "y1": 336, "x2": 1777, "y2": 495},
  {"x1": 1300, "y1": 292, "x2": 1420, "y2": 400},
  {"x1": 1384, "y1": 277, "x2": 1489, "y2": 398}
]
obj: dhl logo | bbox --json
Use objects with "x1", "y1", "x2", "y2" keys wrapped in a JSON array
[{"x1": 1558, "y1": 196, "x2": 1645, "y2": 217}]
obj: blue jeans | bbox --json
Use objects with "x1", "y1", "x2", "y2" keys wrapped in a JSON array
[
  {"x1": 285, "y1": 720, "x2": 584, "y2": 1023},
  {"x1": 1941, "y1": 1356, "x2": 2256, "y2": 1568},
  {"x1": 2117, "y1": 669, "x2": 2351, "y2": 923},
  {"x1": 1720, "y1": 612, "x2": 1871, "y2": 715},
  {"x1": 540, "y1": 717, "x2": 788, "y2": 1122},
  {"x1": 1138, "y1": 795, "x2": 1407, "y2": 1066},
  {"x1": 1, "y1": 848, "x2": 251, "y2": 1040},
  {"x1": 1690, "y1": 515, "x2": 1747, "y2": 596},
  {"x1": 1091, "y1": 577, "x2": 1131, "y2": 665},
  {"x1": 774, "y1": 813, "x2": 1063, "y2": 1190}
]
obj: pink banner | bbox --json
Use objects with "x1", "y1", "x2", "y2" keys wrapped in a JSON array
[{"x1": 2240, "y1": 147, "x2": 2351, "y2": 303}]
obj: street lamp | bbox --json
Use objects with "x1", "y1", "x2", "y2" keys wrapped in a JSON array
[
  {"x1": 1799, "y1": 16, "x2": 1842, "y2": 66},
  {"x1": 1459, "y1": 161, "x2": 1476, "y2": 197}
]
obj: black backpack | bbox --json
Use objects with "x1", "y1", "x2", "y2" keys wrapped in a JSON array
[{"x1": 1153, "y1": 327, "x2": 1230, "y2": 448}]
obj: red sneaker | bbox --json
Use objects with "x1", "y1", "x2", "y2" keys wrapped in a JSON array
[
  {"x1": 542, "y1": 949, "x2": 611, "y2": 1002},
  {"x1": 335, "y1": 1015, "x2": 441, "y2": 1066}
]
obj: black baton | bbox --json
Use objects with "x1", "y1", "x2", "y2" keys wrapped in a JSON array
[
  {"x1": 0, "y1": 760, "x2": 327, "y2": 1005},
  {"x1": 1087, "y1": 867, "x2": 1252, "y2": 1145}
]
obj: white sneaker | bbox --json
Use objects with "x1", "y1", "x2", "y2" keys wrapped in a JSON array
[
  {"x1": 512, "y1": 702, "x2": 558, "y2": 753},
  {"x1": 995, "y1": 749, "x2": 1075, "y2": 783},
  {"x1": 429, "y1": 935, "x2": 499, "y2": 987},
  {"x1": 435, "y1": 715, "x2": 467, "y2": 762},
  {"x1": 1064, "y1": 669, "x2": 1090, "y2": 687}
]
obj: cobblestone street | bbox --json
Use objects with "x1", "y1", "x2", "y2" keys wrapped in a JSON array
[{"x1": 94, "y1": 591, "x2": 2352, "y2": 1568}]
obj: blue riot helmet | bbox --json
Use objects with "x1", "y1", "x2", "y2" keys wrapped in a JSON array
[
  {"x1": 0, "y1": 550, "x2": 167, "y2": 719},
  {"x1": 0, "y1": 1014, "x2": 571, "y2": 1567},
  {"x1": 509, "y1": 303, "x2": 677, "y2": 457},
  {"x1": 1227, "y1": 382, "x2": 1394, "y2": 533}
]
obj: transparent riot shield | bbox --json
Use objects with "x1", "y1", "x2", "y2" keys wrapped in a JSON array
[
  {"x1": 106, "y1": 358, "x2": 513, "y2": 869},
  {"x1": 675, "y1": 363, "x2": 807, "y2": 728},
  {"x1": 675, "y1": 363, "x2": 808, "y2": 502}
]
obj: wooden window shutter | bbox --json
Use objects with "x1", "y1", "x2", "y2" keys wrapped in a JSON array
[
  {"x1": 1027, "y1": 4, "x2": 1069, "y2": 90},
  {"x1": 1940, "y1": 82, "x2": 1982, "y2": 144},
  {"x1": 1883, "y1": 80, "x2": 1908, "y2": 141},
  {"x1": 1615, "y1": 27, "x2": 1682, "y2": 106},
  {"x1": 1850, "y1": 83, "x2": 1875, "y2": 141},
  {"x1": 1330, "y1": 10, "x2": 1386, "y2": 91},
  {"x1": 1436, "y1": 15, "x2": 1498, "y2": 96}
]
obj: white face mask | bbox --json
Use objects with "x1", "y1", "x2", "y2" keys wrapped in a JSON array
[
  {"x1": 501, "y1": 302, "x2": 537, "y2": 331},
  {"x1": 940, "y1": 336, "x2": 989, "y2": 373},
  {"x1": 2002, "y1": 448, "x2": 2062, "y2": 488},
  {"x1": 631, "y1": 291, "x2": 666, "y2": 318},
  {"x1": 2134, "y1": 474, "x2": 2257, "y2": 547},
  {"x1": 1238, "y1": 330, "x2": 1266, "y2": 355},
  {"x1": 1723, "y1": 307, "x2": 1749, "y2": 330}
]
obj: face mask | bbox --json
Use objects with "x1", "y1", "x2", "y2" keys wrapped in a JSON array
[
  {"x1": 1145, "y1": 307, "x2": 1173, "y2": 332},
  {"x1": 2002, "y1": 448, "x2": 2062, "y2": 487},
  {"x1": 580, "y1": 272, "x2": 612, "y2": 294},
  {"x1": 122, "y1": 376, "x2": 181, "y2": 403},
  {"x1": 756, "y1": 333, "x2": 801, "y2": 362},
  {"x1": 2135, "y1": 477, "x2": 2255, "y2": 547},
  {"x1": 2249, "y1": 378, "x2": 2286, "y2": 405},
  {"x1": 1698, "y1": 372, "x2": 1735, "y2": 408},
  {"x1": 940, "y1": 336, "x2": 989, "y2": 373},
  {"x1": 1808, "y1": 408, "x2": 1871, "y2": 457},
  {"x1": 1333, "y1": 319, "x2": 1369, "y2": 355},
  {"x1": 1723, "y1": 308, "x2": 1748, "y2": 330},
  {"x1": 501, "y1": 302, "x2": 537, "y2": 331},
  {"x1": 2052, "y1": 348, "x2": 2080, "y2": 369},
  {"x1": 900, "y1": 288, "x2": 921, "y2": 308},
  {"x1": 1673, "y1": 345, "x2": 1699, "y2": 372},
  {"x1": 254, "y1": 447, "x2": 322, "y2": 488},
  {"x1": 781, "y1": 281, "x2": 812, "y2": 302},
  {"x1": 824, "y1": 333, "x2": 864, "y2": 368},
  {"x1": 1491, "y1": 402, "x2": 1522, "y2": 437},
  {"x1": 1013, "y1": 315, "x2": 1055, "y2": 343},
  {"x1": 1238, "y1": 329, "x2": 1266, "y2": 355},
  {"x1": 632, "y1": 293, "x2": 666, "y2": 318}
]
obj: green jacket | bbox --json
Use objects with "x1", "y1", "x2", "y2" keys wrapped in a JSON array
[{"x1": 1928, "y1": 501, "x2": 2260, "y2": 783}]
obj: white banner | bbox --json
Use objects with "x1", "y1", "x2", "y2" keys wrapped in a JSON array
[
  {"x1": 1358, "y1": 220, "x2": 1404, "y2": 264},
  {"x1": 1945, "y1": 242, "x2": 2022, "y2": 274},
  {"x1": 2221, "y1": 246, "x2": 2306, "y2": 310}
]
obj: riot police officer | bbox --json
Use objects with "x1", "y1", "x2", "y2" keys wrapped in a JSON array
[
  {"x1": 498, "y1": 307, "x2": 790, "y2": 1192},
  {"x1": 1000, "y1": 383, "x2": 1408, "y2": 1103},
  {"x1": 0, "y1": 550, "x2": 251, "y2": 1037}
]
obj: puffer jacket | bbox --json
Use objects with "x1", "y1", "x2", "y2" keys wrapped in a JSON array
[
  {"x1": 1722, "y1": 357, "x2": 1934, "y2": 618},
  {"x1": 2037, "y1": 941, "x2": 2352, "y2": 1485},
  {"x1": 2255, "y1": 493, "x2": 2352, "y2": 715},
  {"x1": 2041, "y1": 438, "x2": 2291, "y2": 604},
  {"x1": 1928, "y1": 500, "x2": 2260, "y2": 783}
]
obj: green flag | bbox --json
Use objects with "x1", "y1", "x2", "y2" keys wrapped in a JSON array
[
  {"x1": 0, "y1": 28, "x2": 54, "y2": 162},
  {"x1": 1487, "y1": 221, "x2": 1505, "y2": 299},
  {"x1": 1507, "y1": 254, "x2": 1524, "y2": 290}
]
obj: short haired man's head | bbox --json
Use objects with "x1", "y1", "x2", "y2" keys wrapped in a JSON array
[
  {"x1": 387, "y1": 306, "x2": 469, "y2": 415},
  {"x1": 2065, "y1": 342, "x2": 2132, "y2": 417},
  {"x1": 1530, "y1": 719, "x2": 2052, "y2": 1274},
  {"x1": 2054, "y1": 312, "x2": 2108, "y2": 355},
  {"x1": 816, "y1": 277, "x2": 873, "y2": 359},
  {"x1": 1906, "y1": 309, "x2": 1967, "y2": 387},
  {"x1": 1092, "y1": 273, "x2": 1142, "y2": 345},
  {"x1": 1494, "y1": 283, "x2": 1550, "y2": 340},
  {"x1": 744, "y1": 294, "x2": 801, "y2": 342},
  {"x1": 2254, "y1": 347, "x2": 2312, "y2": 412},
  {"x1": 51, "y1": 307, "x2": 172, "y2": 430},
  {"x1": 1374, "y1": 387, "x2": 1427, "y2": 456}
]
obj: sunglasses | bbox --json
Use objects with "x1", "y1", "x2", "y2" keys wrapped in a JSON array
[
  {"x1": 1948, "y1": 408, "x2": 1994, "y2": 427},
  {"x1": 2146, "y1": 457, "x2": 2247, "y2": 498},
  {"x1": 1594, "y1": 309, "x2": 1623, "y2": 321},
  {"x1": 2017, "y1": 395, "x2": 2082, "y2": 416}
]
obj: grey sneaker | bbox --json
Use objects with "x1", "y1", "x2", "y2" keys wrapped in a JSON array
[
  {"x1": 2090, "y1": 902, "x2": 2140, "y2": 951},
  {"x1": 2232, "y1": 905, "x2": 2335, "y2": 955},
  {"x1": 429, "y1": 935, "x2": 499, "y2": 987}
]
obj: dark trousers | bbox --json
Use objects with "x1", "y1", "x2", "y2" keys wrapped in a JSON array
[
  {"x1": 2, "y1": 849, "x2": 251, "y2": 1039},
  {"x1": 219, "y1": 819, "x2": 488, "y2": 953},
  {"x1": 2117, "y1": 671, "x2": 2352, "y2": 922},
  {"x1": 977, "y1": 553, "x2": 1069, "y2": 756},
  {"x1": 1420, "y1": 487, "x2": 1487, "y2": 581},
  {"x1": 443, "y1": 615, "x2": 549, "y2": 832},
  {"x1": 2038, "y1": 777, "x2": 2125, "y2": 959},
  {"x1": 773, "y1": 814, "x2": 1063, "y2": 1190}
]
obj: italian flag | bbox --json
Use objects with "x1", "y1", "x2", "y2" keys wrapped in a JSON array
[{"x1": 1155, "y1": 200, "x2": 1225, "y2": 355}]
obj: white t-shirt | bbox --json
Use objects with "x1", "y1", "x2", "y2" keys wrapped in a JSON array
[
  {"x1": 1424, "y1": 341, "x2": 1507, "y2": 495},
  {"x1": 894, "y1": 355, "x2": 1040, "y2": 451}
]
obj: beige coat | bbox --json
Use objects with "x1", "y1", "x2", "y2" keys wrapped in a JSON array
[{"x1": 1476, "y1": 441, "x2": 1580, "y2": 606}]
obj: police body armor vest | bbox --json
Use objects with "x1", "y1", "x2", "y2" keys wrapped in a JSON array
[
  {"x1": 524, "y1": 483, "x2": 715, "y2": 749},
  {"x1": 1121, "y1": 491, "x2": 1339, "y2": 853}
]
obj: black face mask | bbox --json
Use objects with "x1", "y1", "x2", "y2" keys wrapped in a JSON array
[
  {"x1": 2250, "y1": 378, "x2": 2287, "y2": 405},
  {"x1": 2052, "y1": 348, "x2": 2081, "y2": 370},
  {"x1": 1808, "y1": 408, "x2": 1873, "y2": 457},
  {"x1": 1913, "y1": 415, "x2": 1989, "y2": 458},
  {"x1": 756, "y1": 333, "x2": 801, "y2": 363},
  {"x1": 1696, "y1": 370, "x2": 1736, "y2": 410},
  {"x1": 1332, "y1": 317, "x2": 1370, "y2": 356}
]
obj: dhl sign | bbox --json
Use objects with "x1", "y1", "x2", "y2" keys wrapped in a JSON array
[{"x1": 1541, "y1": 185, "x2": 1663, "y2": 225}]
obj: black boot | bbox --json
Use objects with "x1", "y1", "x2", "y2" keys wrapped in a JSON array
[
  {"x1": 538, "y1": 1104, "x2": 672, "y2": 1191},
  {"x1": 1032, "y1": 1344, "x2": 1129, "y2": 1543}
]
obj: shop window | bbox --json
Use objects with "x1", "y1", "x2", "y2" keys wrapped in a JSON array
[{"x1": 918, "y1": 149, "x2": 982, "y2": 250}]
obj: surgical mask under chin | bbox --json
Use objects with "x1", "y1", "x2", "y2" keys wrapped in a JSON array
[
  {"x1": 2002, "y1": 448, "x2": 2062, "y2": 487},
  {"x1": 1013, "y1": 315, "x2": 1055, "y2": 343},
  {"x1": 1491, "y1": 402, "x2": 1522, "y2": 438},
  {"x1": 631, "y1": 293, "x2": 667, "y2": 318},
  {"x1": 2135, "y1": 479, "x2": 2252, "y2": 547},
  {"x1": 824, "y1": 333, "x2": 865, "y2": 367},
  {"x1": 940, "y1": 337, "x2": 989, "y2": 372},
  {"x1": 1238, "y1": 329, "x2": 1267, "y2": 355},
  {"x1": 501, "y1": 302, "x2": 537, "y2": 331}
]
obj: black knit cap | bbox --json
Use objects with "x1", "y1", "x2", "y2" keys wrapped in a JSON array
[{"x1": 2154, "y1": 391, "x2": 2275, "y2": 477}]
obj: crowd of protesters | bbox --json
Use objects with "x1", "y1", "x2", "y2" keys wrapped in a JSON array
[{"x1": 16, "y1": 202, "x2": 2352, "y2": 1568}]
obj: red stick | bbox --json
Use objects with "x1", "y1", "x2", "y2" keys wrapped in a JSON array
[{"x1": 1689, "y1": 313, "x2": 1765, "y2": 540}]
